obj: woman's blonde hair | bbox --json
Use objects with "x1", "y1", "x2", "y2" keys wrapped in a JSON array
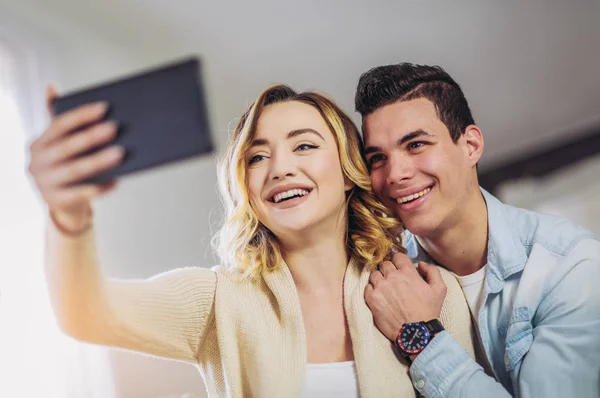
[{"x1": 214, "y1": 85, "x2": 404, "y2": 278}]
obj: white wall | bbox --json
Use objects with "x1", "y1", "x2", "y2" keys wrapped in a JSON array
[
  {"x1": 497, "y1": 154, "x2": 600, "y2": 237},
  {"x1": 0, "y1": 3, "x2": 217, "y2": 398}
]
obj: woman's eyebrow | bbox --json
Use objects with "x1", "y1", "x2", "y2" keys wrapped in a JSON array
[
  {"x1": 288, "y1": 128, "x2": 324, "y2": 141},
  {"x1": 250, "y1": 128, "x2": 324, "y2": 148}
]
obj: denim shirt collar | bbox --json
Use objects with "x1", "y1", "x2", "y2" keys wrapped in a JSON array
[
  {"x1": 481, "y1": 188, "x2": 528, "y2": 293},
  {"x1": 404, "y1": 188, "x2": 527, "y2": 294}
]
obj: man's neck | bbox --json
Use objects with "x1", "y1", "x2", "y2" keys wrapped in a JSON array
[{"x1": 417, "y1": 190, "x2": 489, "y2": 277}]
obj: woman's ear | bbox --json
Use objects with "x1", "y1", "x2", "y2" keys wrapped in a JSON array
[{"x1": 344, "y1": 176, "x2": 355, "y2": 192}]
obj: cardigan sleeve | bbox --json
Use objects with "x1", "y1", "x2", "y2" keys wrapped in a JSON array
[{"x1": 97, "y1": 267, "x2": 217, "y2": 363}]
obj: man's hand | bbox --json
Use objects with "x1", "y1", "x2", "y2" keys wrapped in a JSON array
[{"x1": 364, "y1": 252, "x2": 447, "y2": 342}]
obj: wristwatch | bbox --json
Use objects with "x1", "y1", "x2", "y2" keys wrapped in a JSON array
[{"x1": 395, "y1": 319, "x2": 445, "y2": 357}]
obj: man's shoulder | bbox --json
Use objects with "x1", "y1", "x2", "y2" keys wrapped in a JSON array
[
  {"x1": 487, "y1": 198, "x2": 600, "y2": 330},
  {"x1": 401, "y1": 202, "x2": 597, "y2": 261},
  {"x1": 493, "y1": 199, "x2": 599, "y2": 304},
  {"x1": 497, "y1": 200, "x2": 597, "y2": 257},
  {"x1": 402, "y1": 231, "x2": 433, "y2": 263}
]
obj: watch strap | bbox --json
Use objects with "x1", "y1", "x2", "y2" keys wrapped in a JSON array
[{"x1": 424, "y1": 319, "x2": 445, "y2": 335}]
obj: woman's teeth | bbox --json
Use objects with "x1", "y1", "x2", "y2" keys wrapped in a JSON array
[
  {"x1": 397, "y1": 187, "x2": 431, "y2": 204},
  {"x1": 273, "y1": 189, "x2": 310, "y2": 203}
]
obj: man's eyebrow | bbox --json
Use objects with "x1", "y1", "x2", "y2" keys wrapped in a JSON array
[
  {"x1": 397, "y1": 129, "x2": 434, "y2": 146},
  {"x1": 364, "y1": 129, "x2": 434, "y2": 155},
  {"x1": 364, "y1": 145, "x2": 382, "y2": 156},
  {"x1": 250, "y1": 128, "x2": 324, "y2": 148}
]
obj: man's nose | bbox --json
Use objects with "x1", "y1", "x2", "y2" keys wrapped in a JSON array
[{"x1": 386, "y1": 154, "x2": 414, "y2": 185}]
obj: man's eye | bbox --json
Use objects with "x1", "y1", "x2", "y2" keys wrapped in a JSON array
[
  {"x1": 408, "y1": 142, "x2": 425, "y2": 150},
  {"x1": 295, "y1": 143, "x2": 318, "y2": 152},
  {"x1": 248, "y1": 154, "x2": 266, "y2": 164},
  {"x1": 368, "y1": 154, "x2": 385, "y2": 165}
]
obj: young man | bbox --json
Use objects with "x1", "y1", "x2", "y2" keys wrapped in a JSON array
[{"x1": 358, "y1": 63, "x2": 600, "y2": 397}]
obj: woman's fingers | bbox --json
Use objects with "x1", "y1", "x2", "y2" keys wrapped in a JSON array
[
  {"x1": 36, "y1": 101, "x2": 109, "y2": 147},
  {"x1": 40, "y1": 121, "x2": 119, "y2": 166},
  {"x1": 45, "y1": 180, "x2": 118, "y2": 208},
  {"x1": 42, "y1": 145, "x2": 125, "y2": 188},
  {"x1": 28, "y1": 85, "x2": 120, "y2": 216},
  {"x1": 45, "y1": 84, "x2": 60, "y2": 116}
]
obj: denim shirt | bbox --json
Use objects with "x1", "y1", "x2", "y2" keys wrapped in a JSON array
[{"x1": 405, "y1": 188, "x2": 600, "y2": 397}]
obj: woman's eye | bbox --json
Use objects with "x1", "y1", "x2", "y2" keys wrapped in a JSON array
[
  {"x1": 248, "y1": 154, "x2": 266, "y2": 164},
  {"x1": 295, "y1": 143, "x2": 318, "y2": 152}
]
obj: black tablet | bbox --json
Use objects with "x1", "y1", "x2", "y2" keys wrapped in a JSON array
[{"x1": 52, "y1": 57, "x2": 214, "y2": 184}]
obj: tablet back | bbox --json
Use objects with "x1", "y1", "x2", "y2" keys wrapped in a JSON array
[{"x1": 52, "y1": 57, "x2": 214, "y2": 184}]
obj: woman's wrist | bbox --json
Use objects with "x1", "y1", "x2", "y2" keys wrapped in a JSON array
[{"x1": 49, "y1": 207, "x2": 93, "y2": 237}]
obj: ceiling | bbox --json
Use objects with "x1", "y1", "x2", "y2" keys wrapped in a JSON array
[{"x1": 4, "y1": 0, "x2": 600, "y2": 170}]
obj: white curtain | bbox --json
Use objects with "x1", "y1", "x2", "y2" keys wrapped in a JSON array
[
  {"x1": 496, "y1": 154, "x2": 600, "y2": 236},
  {"x1": 0, "y1": 32, "x2": 116, "y2": 398}
]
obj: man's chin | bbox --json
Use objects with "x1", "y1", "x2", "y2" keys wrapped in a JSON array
[{"x1": 398, "y1": 215, "x2": 438, "y2": 238}]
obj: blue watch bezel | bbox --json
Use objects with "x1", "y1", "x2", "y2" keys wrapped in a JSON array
[{"x1": 396, "y1": 322, "x2": 432, "y2": 355}]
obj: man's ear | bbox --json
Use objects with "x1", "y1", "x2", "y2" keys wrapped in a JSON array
[{"x1": 462, "y1": 125, "x2": 484, "y2": 167}]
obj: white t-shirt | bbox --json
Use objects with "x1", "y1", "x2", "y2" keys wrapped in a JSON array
[
  {"x1": 453, "y1": 265, "x2": 497, "y2": 375},
  {"x1": 453, "y1": 265, "x2": 488, "y2": 324},
  {"x1": 301, "y1": 361, "x2": 360, "y2": 398}
]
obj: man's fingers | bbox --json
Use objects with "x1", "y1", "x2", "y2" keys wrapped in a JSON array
[
  {"x1": 417, "y1": 262, "x2": 446, "y2": 294},
  {"x1": 379, "y1": 261, "x2": 396, "y2": 276},
  {"x1": 391, "y1": 251, "x2": 414, "y2": 270},
  {"x1": 369, "y1": 269, "x2": 384, "y2": 286},
  {"x1": 364, "y1": 283, "x2": 374, "y2": 301}
]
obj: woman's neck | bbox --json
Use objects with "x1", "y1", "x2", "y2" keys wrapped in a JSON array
[
  {"x1": 276, "y1": 208, "x2": 350, "y2": 292},
  {"x1": 281, "y1": 231, "x2": 349, "y2": 293}
]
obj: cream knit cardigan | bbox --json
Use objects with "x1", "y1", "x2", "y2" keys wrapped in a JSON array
[{"x1": 102, "y1": 257, "x2": 475, "y2": 397}]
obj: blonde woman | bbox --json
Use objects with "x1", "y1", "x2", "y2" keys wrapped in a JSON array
[{"x1": 29, "y1": 84, "x2": 475, "y2": 397}]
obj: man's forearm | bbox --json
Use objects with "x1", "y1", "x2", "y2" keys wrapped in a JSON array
[{"x1": 409, "y1": 332, "x2": 511, "y2": 398}]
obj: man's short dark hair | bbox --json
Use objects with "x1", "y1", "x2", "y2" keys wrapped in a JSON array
[{"x1": 355, "y1": 63, "x2": 475, "y2": 142}]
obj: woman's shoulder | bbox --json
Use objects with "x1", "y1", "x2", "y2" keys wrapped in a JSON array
[
  {"x1": 211, "y1": 264, "x2": 246, "y2": 281},
  {"x1": 208, "y1": 266, "x2": 284, "y2": 325},
  {"x1": 142, "y1": 265, "x2": 249, "y2": 290},
  {"x1": 210, "y1": 265, "x2": 269, "y2": 291},
  {"x1": 164, "y1": 264, "x2": 242, "y2": 279},
  {"x1": 436, "y1": 265, "x2": 461, "y2": 291},
  {"x1": 145, "y1": 265, "x2": 217, "y2": 283}
]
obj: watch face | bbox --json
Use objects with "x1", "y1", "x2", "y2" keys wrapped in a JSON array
[{"x1": 397, "y1": 322, "x2": 431, "y2": 354}]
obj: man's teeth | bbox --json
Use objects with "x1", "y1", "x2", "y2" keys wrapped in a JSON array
[
  {"x1": 397, "y1": 187, "x2": 431, "y2": 204},
  {"x1": 273, "y1": 189, "x2": 310, "y2": 203}
]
